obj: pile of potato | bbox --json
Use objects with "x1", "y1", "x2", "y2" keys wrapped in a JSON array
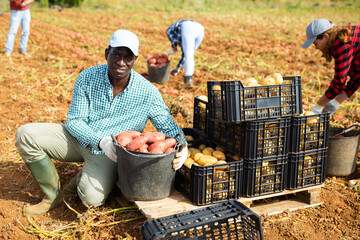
[
  {"x1": 242, "y1": 73, "x2": 283, "y2": 87},
  {"x1": 147, "y1": 53, "x2": 169, "y2": 67},
  {"x1": 116, "y1": 130, "x2": 176, "y2": 154}
]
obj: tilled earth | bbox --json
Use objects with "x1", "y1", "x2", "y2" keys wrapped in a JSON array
[{"x1": 0, "y1": 8, "x2": 359, "y2": 240}]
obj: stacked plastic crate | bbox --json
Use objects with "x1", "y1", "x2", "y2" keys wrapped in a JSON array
[
  {"x1": 175, "y1": 96, "x2": 244, "y2": 206},
  {"x1": 206, "y1": 76, "x2": 303, "y2": 197},
  {"x1": 287, "y1": 112, "x2": 329, "y2": 189}
]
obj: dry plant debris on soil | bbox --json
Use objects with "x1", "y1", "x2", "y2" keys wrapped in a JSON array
[{"x1": 0, "y1": 7, "x2": 359, "y2": 240}]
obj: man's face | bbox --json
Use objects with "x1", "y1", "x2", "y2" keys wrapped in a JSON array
[{"x1": 106, "y1": 47, "x2": 137, "y2": 82}]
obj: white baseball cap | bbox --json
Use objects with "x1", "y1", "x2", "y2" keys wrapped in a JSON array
[
  {"x1": 302, "y1": 19, "x2": 335, "y2": 48},
  {"x1": 108, "y1": 29, "x2": 139, "y2": 56}
]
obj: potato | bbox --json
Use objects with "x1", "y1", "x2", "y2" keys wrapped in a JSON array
[
  {"x1": 139, "y1": 143, "x2": 149, "y2": 153},
  {"x1": 243, "y1": 77, "x2": 257, "y2": 86},
  {"x1": 246, "y1": 82, "x2": 261, "y2": 87},
  {"x1": 184, "y1": 158, "x2": 194, "y2": 168},
  {"x1": 193, "y1": 152, "x2": 203, "y2": 162},
  {"x1": 116, "y1": 134, "x2": 133, "y2": 147},
  {"x1": 148, "y1": 140, "x2": 166, "y2": 152},
  {"x1": 189, "y1": 148, "x2": 201, "y2": 158},
  {"x1": 185, "y1": 135, "x2": 194, "y2": 141},
  {"x1": 198, "y1": 144, "x2": 207, "y2": 152},
  {"x1": 231, "y1": 155, "x2": 241, "y2": 161},
  {"x1": 215, "y1": 146, "x2": 226, "y2": 153},
  {"x1": 198, "y1": 155, "x2": 218, "y2": 166},
  {"x1": 212, "y1": 85, "x2": 221, "y2": 90},
  {"x1": 214, "y1": 160, "x2": 229, "y2": 171},
  {"x1": 259, "y1": 76, "x2": 275, "y2": 86},
  {"x1": 304, "y1": 111, "x2": 319, "y2": 124},
  {"x1": 212, "y1": 150, "x2": 226, "y2": 161},
  {"x1": 164, "y1": 138, "x2": 176, "y2": 148},
  {"x1": 271, "y1": 73, "x2": 283, "y2": 85},
  {"x1": 202, "y1": 147, "x2": 215, "y2": 156},
  {"x1": 127, "y1": 136, "x2": 149, "y2": 151},
  {"x1": 141, "y1": 132, "x2": 166, "y2": 143},
  {"x1": 164, "y1": 147, "x2": 174, "y2": 153}
]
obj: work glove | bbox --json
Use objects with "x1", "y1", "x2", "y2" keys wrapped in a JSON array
[
  {"x1": 99, "y1": 136, "x2": 117, "y2": 163},
  {"x1": 324, "y1": 99, "x2": 340, "y2": 116},
  {"x1": 167, "y1": 49, "x2": 174, "y2": 56},
  {"x1": 171, "y1": 67, "x2": 181, "y2": 76},
  {"x1": 173, "y1": 142, "x2": 188, "y2": 171},
  {"x1": 311, "y1": 103, "x2": 324, "y2": 114}
]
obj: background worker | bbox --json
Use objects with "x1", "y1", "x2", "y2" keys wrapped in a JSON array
[
  {"x1": 166, "y1": 19, "x2": 204, "y2": 89},
  {"x1": 302, "y1": 18, "x2": 360, "y2": 116},
  {"x1": 5, "y1": 0, "x2": 34, "y2": 57},
  {"x1": 15, "y1": 29, "x2": 188, "y2": 216}
]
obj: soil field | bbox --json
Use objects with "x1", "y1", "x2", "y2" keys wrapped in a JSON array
[{"x1": 0, "y1": 6, "x2": 359, "y2": 240}]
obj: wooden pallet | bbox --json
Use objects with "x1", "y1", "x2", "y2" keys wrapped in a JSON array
[{"x1": 134, "y1": 184, "x2": 324, "y2": 219}]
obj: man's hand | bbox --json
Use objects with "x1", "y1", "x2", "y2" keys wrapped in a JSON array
[
  {"x1": 311, "y1": 103, "x2": 324, "y2": 114},
  {"x1": 324, "y1": 99, "x2": 340, "y2": 116},
  {"x1": 99, "y1": 136, "x2": 117, "y2": 163},
  {"x1": 173, "y1": 142, "x2": 188, "y2": 171}
]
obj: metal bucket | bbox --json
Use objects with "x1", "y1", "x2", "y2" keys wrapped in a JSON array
[
  {"x1": 112, "y1": 134, "x2": 182, "y2": 201},
  {"x1": 147, "y1": 61, "x2": 171, "y2": 84},
  {"x1": 326, "y1": 126, "x2": 360, "y2": 177}
]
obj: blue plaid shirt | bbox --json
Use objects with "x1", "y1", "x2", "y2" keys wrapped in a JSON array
[
  {"x1": 166, "y1": 19, "x2": 193, "y2": 68},
  {"x1": 65, "y1": 64, "x2": 185, "y2": 155}
]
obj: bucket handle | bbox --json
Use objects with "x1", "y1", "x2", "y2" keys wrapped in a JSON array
[{"x1": 332, "y1": 124, "x2": 360, "y2": 138}]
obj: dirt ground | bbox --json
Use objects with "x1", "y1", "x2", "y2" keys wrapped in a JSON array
[{"x1": 0, "y1": 8, "x2": 359, "y2": 240}]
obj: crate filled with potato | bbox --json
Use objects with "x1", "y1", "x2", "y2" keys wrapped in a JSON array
[
  {"x1": 242, "y1": 155, "x2": 288, "y2": 197},
  {"x1": 174, "y1": 140, "x2": 243, "y2": 205},
  {"x1": 210, "y1": 117, "x2": 291, "y2": 160},
  {"x1": 193, "y1": 95, "x2": 209, "y2": 136},
  {"x1": 287, "y1": 148, "x2": 327, "y2": 189},
  {"x1": 207, "y1": 75, "x2": 302, "y2": 123},
  {"x1": 141, "y1": 200, "x2": 264, "y2": 240},
  {"x1": 290, "y1": 111, "x2": 329, "y2": 153}
]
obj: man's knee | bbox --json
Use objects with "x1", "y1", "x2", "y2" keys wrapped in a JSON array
[
  {"x1": 15, "y1": 123, "x2": 35, "y2": 148},
  {"x1": 77, "y1": 184, "x2": 107, "y2": 207}
]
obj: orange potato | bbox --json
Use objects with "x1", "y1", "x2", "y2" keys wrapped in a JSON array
[
  {"x1": 164, "y1": 147, "x2": 174, "y2": 153},
  {"x1": 116, "y1": 134, "x2": 132, "y2": 147},
  {"x1": 139, "y1": 143, "x2": 149, "y2": 153},
  {"x1": 127, "y1": 136, "x2": 149, "y2": 151},
  {"x1": 164, "y1": 138, "x2": 177, "y2": 148},
  {"x1": 141, "y1": 132, "x2": 166, "y2": 143},
  {"x1": 150, "y1": 147, "x2": 165, "y2": 154},
  {"x1": 148, "y1": 140, "x2": 167, "y2": 152}
]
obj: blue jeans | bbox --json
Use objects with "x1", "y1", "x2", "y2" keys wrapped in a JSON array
[
  {"x1": 181, "y1": 21, "x2": 204, "y2": 77},
  {"x1": 5, "y1": 9, "x2": 31, "y2": 53}
]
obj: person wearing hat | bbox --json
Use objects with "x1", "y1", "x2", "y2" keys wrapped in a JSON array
[
  {"x1": 302, "y1": 18, "x2": 360, "y2": 116},
  {"x1": 15, "y1": 29, "x2": 188, "y2": 215},
  {"x1": 166, "y1": 20, "x2": 205, "y2": 89},
  {"x1": 4, "y1": 0, "x2": 34, "y2": 57}
]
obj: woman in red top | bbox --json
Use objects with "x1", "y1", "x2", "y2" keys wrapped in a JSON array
[
  {"x1": 5, "y1": 0, "x2": 34, "y2": 57},
  {"x1": 302, "y1": 18, "x2": 360, "y2": 116}
]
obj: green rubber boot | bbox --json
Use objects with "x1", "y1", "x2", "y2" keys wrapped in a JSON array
[
  {"x1": 63, "y1": 172, "x2": 81, "y2": 199},
  {"x1": 25, "y1": 156, "x2": 62, "y2": 215}
]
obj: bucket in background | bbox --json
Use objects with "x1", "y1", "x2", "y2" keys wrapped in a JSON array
[
  {"x1": 326, "y1": 127, "x2": 360, "y2": 177},
  {"x1": 147, "y1": 61, "x2": 171, "y2": 84},
  {"x1": 112, "y1": 134, "x2": 182, "y2": 201}
]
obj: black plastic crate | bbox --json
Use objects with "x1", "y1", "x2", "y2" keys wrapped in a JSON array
[
  {"x1": 141, "y1": 200, "x2": 264, "y2": 240},
  {"x1": 193, "y1": 96, "x2": 209, "y2": 135},
  {"x1": 290, "y1": 113, "x2": 330, "y2": 153},
  {"x1": 287, "y1": 148, "x2": 327, "y2": 189},
  {"x1": 182, "y1": 127, "x2": 207, "y2": 141},
  {"x1": 210, "y1": 117, "x2": 291, "y2": 160},
  {"x1": 242, "y1": 155, "x2": 288, "y2": 197},
  {"x1": 175, "y1": 140, "x2": 243, "y2": 205},
  {"x1": 207, "y1": 76, "x2": 302, "y2": 122}
]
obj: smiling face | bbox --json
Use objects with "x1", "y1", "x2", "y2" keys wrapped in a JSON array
[{"x1": 105, "y1": 46, "x2": 137, "y2": 84}]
